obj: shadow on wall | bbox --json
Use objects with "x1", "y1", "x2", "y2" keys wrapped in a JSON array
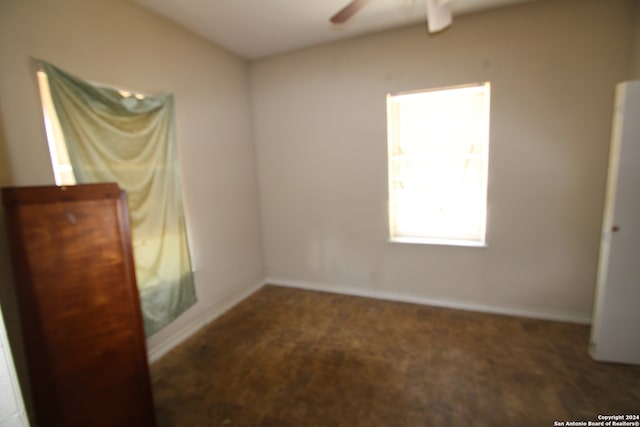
[
  {"x1": 0, "y1": 105, "x2": 13, "y2": 186},
  {"x1": 0, "y1": 107, "x2": 34, "y2": 423}
]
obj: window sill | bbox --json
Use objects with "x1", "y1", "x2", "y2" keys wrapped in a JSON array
[{"x1": 389, "y1": 236, "x2": 486, "y2": 248}]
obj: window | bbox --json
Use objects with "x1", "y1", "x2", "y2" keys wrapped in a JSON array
[
  {"x1": 387, "y1": 82, "x2": 490, "y2": 246},
  {"x1": 36, "y1": 61, "x2": 197, "y2": 336},
  {"x1": 37, "y1": 70, "x2": 76, "y2": 185}
]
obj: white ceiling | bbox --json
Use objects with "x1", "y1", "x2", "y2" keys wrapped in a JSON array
[{"x1": 133, "y1": 0, "x2": 537, "y2": 60}]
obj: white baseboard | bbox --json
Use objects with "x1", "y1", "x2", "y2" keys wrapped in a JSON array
[
  {"x1": 147, "y1": 276, "x2": 591, "y2": 363},
  {"x1": 148, "y1": 279, "x2": 266, "y2": 363},
  {"x1": 266, "y1": 277, "x2": 592, "y2": 325}
]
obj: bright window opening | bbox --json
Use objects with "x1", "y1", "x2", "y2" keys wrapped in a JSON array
[
  {"x1": 387, "y1": 82, "x2": 491, "y2": 246},
  {"x1": 37, "y1": 70, "x2": 76, "y2": 186}
]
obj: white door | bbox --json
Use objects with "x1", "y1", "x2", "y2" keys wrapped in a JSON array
[{"x1": 590, "y1": 81, "x2": 640, "y2": 365}]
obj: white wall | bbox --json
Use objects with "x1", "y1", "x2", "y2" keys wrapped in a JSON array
[
  {"x1": 0, "y1": 305, "x2": 28, "y2": 427},
  {"x1": 250, "y1": 0, "x2": 635, "y2": 322},
  {"x1": 0, "y1": 0, "x2": 264, "y2": 419}
]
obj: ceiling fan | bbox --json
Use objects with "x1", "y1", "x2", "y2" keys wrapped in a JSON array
[{"x1": 330, "y1": 0, "x2": 453, "y2": 33}]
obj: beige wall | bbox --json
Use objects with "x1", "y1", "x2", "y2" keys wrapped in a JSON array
[
  {"x1": 250, "y1": 0, "x2": 635, "y2": 321},
  {"x1": 0, "y1": 0, "x2": 264, "y2": 370}
]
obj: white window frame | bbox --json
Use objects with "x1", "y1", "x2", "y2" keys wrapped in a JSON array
[{"x1": 387, "y1": 82, "x2": 491, "y2": 247}]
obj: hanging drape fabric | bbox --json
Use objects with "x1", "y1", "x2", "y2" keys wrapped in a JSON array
[{"x1": 39, "y1": 61, "x2": 197, "y2": 336}]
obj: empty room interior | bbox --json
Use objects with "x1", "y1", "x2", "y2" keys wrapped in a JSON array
[{"x1": 1, "y1": 0, "x2": 640, "y2": 426}]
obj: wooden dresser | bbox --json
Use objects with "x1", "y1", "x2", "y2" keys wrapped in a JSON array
[{"x1": 2, "y1": 183, "x2": 156, "y2": 427}]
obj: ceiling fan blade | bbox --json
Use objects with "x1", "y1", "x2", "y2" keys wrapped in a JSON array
[
  {"x1": 425, "y1": 0, "x2": 452, "y2": 33},
  {"x1": 330, "y1": 0, "x2": 372, "y2": 24}
]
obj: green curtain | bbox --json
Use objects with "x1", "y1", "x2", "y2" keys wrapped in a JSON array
[{"x1": 40, "y1": 61, "x2": 197, "y2": 337}]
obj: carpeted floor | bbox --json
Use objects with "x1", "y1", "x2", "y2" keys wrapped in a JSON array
[{"x1": 151, "y1": 285, "x2": 640, "y2": 426}]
